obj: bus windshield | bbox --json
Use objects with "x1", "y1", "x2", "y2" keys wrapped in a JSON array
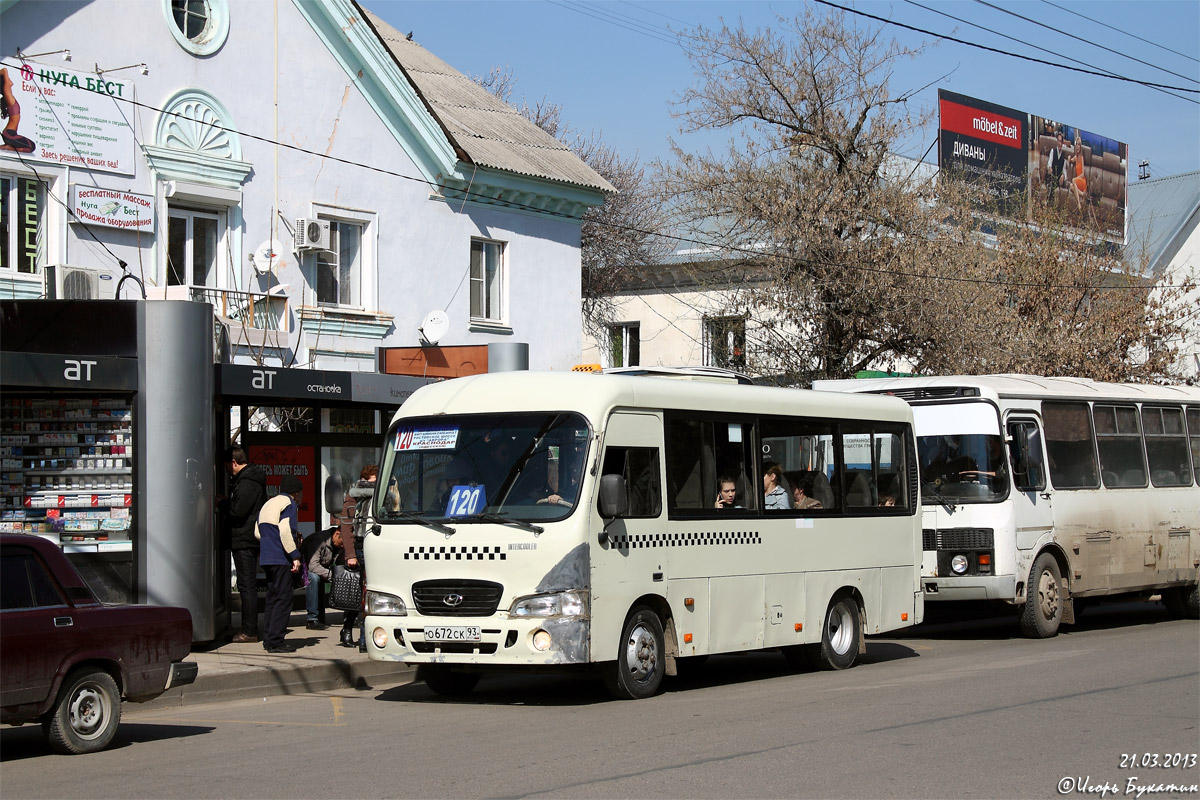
[
  {"x1": 377, "y1": 412, "x2": 591, "y2": 525},
  {"x1": 917, "y1": 433, "x2": 1008, "y2": 503}
]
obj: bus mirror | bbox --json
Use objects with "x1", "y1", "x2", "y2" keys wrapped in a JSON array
[
  {"x1": 598, "y1": 474, "x2": 628, "y2": 519},
  {"x1": 324, "y1": 475, "x2": 345, "y2": 513}
]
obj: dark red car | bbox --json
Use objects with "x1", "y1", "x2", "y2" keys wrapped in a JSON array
[{"x1": 0, "y1": 534, "x2": 197, "y2": 754}]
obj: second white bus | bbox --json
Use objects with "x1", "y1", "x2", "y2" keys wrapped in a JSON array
[
  {"x1": 362, "y1": 371, "x2": 923, "y2": 698},
  {"x1": 815, "y1": 374, "x2": 1200, "y2": 637}
]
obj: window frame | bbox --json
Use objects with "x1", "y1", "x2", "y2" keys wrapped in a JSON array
[
  {"x1": 163, "y1": 0, "x2": 230, "y2": 56},
  {"x1": 702, "y1": 315, "x2": 747, "y2": 370},
  {"x1": 469, "y1": 238, "x2": 506, "y2": 325},
  {"x1": 307, "y1": 203, "x2": 377, "y2": 311},
  {"x1": 1094, "y1": 403, "x2": 1148, "y2": 489},
  {"x1": 0, "y1": 173, "x2": 47, "y2": 276},
  {"x1": 1042, "y1": 400, "x2": 1101, "y2": 490},
  {"x1": 600, "y1": 446, "x2": 662, "y2": 519},
  {"x1": 608, "y1": 322, "x2": 640, "y2": 368},
  {"x1": 664, "y1": 411, "x2": 759, "y2": 519},
  {"x1": 166, "y1": 205, "x2": 223, "y2": 288},
  {"x1": 1142, "y1": 405, "x2": 1192, "y2": 488},
  {"x1": 1, "y1": 548, "x2": 68, "y2": 611},
  {"x1": 1187, "y1": 407, "x2": 1200, "y2": 485}
]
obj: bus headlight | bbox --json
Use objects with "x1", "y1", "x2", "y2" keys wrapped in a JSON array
[
  {"x1": 366, "y1": 590, "x2": 408, "y2": 616},
  {"x1": 950, "y1": 554, "x2": 969, "y2": 575},
  {"x1": 509, "y1": 590, "x2": 588, "y2": 618}
]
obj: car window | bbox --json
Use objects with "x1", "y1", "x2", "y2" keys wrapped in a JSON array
[{"x1": 1, "y1": 549, "x2": 67, "y2": 610}]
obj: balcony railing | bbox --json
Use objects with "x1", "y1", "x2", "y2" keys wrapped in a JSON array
[
  {"x1": 143, "y1": 284, "x2": 291, "y2": 352},
  {"x1": 144, "y1": 284, "x2": 290, "y2": 333}
]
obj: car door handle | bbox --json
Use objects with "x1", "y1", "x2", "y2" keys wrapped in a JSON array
[{"x1": 53, "y1": 616, "x2": 73, "y2": 627}]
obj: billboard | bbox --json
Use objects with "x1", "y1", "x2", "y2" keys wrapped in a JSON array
[
  {"x1": 938, "y1": 90, "x2": 1128, "y2": 243},
  {"x1": 938, "y1": 90, "x2": 1028, "y2": 214},
  {"x1": 0, "y1": 61, "x2": 136, "y2": 175}
]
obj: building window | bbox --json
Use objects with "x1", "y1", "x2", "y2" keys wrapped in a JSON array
[
  {"x1": 1, "y1": 175, "x2": 45, "y2": 274},
  {"x1": 316, "y1": 220, "x2": 362, "y2": 306},
  {"x1": 470, "y1": 239, "x2": 504, "y2": 323},
  {"x1": 172, "y1": 0, "x2": 209, "y2": 40},
  {"x1": 609, "y1": 323, "x2": 640, "y2": 367},
  {"x1": 166, "y1": 206, "x2": 221, "y2": 287},
  {"x1": 163, "y1": 0, "x2": 229, "y2": 56},
  {"x1": 704, "y1": 316, "x2": 746, "y2": 370}
]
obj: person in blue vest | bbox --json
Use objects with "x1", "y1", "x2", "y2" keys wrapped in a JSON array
[{"x1": 258, "y1": 475, "x2": 303, "y2": 653}]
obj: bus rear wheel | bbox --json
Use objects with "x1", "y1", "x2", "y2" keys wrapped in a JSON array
[
  {"x1": 419, "y1": 665, "x2": 480, "y2": 697},
  {"x1": 1162, "y1": 585, "x2": 1199, "y2": 620},
  {"x1": 603, "y1": 607, "x2": 665, "y2": 700},
  {"x1": 1020, "y1": 553, "x2": 1063, "y2": 638},
  {"x1": 809, "y1": 596, "x2": 861, "y2": 671}
]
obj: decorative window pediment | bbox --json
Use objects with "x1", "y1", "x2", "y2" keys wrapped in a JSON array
[{"x1": 143, "y1": 89, "x2": 251, "y2": 189}]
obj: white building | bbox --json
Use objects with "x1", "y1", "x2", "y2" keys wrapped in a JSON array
[
  {"x1": 1126, "y1": 171, "x2": 1200, "y2": 381},
  {"x1": 0, "y1": 0, "x2": 612, "y2": 371}
]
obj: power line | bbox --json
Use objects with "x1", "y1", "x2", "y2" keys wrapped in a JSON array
[
  {"x1": 814, "y1": 0, "x2": 1200, "y2": 96},
  {"x1": 971, "y1": 0, "x2": 1198, "y2": 87},
  {"x1": 544, "y1": 0, "x2": 678, "y2": 45},
  {"x1": 4, "y1": 60, "x2": 1166, "y2": 295},
  {"x1": 1039, "y1": 0, "x2": 1199, "y2": 66},
  {"x1": 902, "y1": 0, "x2": 1196, "y2": 106}
]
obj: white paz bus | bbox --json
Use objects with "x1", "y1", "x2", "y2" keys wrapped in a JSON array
[
  {"x1": 814, "y1": 375, "x2": 1200, "y2": 637},
  {"x1": 361, "y1": 371, "x2": 923, "y2": 699}
]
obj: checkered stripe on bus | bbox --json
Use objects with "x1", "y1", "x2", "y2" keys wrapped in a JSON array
[
  {"x1": 403, "y1": 546, "x2": 507, "y2": 560},
  {"x1": 608, "y1": 531, "x2": 762, "y2": 549}
]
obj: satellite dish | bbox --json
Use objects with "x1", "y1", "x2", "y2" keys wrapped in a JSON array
[
  {"x1": 418, "y1": 309, "x2": 449, "y2": 346},
  {"x1": 252, "y1": 239, "x2": 285, "y2": 274}
]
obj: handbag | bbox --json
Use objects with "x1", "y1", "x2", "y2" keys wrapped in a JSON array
[{"x1": 330, "y1": 565, "x2": 363, "y2": 611}]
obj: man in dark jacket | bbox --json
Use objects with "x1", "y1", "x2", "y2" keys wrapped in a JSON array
[{"x1": 224, "y1": 447, "x2": 267, "y2": 643}]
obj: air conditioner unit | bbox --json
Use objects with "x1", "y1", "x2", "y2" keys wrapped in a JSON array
[
  {"x1": 294, "y1": 218, "x2": 331, "y2": 252},
  {"x1": 45, "y1": 264, "x2": 120, "y2": 300}
]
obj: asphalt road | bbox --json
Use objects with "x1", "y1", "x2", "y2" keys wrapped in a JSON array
[{"x1": 3, "y1": 601, "x2": 1198, "y2": 800}]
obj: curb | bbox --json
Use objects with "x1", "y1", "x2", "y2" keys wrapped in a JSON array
[{"x1": 136, "y1": 658, "x2": 419, "y2": 710}]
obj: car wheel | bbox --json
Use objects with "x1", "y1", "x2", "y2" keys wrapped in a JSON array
[{"x1": 44, "y1": 668, "x2": 121, "y2": 755}]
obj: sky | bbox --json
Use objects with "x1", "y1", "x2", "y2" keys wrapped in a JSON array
[{"x1": 366, "y1": 0, "x2": 1200, "y2": 179}]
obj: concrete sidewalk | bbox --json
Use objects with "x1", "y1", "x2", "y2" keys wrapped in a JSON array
[{"x1": 139, "y1": 610, "x2": 417, "y2": 710}]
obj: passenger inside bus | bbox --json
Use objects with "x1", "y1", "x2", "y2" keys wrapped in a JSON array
[
  {"x1": 714, "y1": 476, "x2": 740, "y2": 509},
  {"x1": 763, "y1": 464, "x2": 791, "y2": 509},
  {"x1": 786, "y1": 470, "x2": 824, "y2": 510}
]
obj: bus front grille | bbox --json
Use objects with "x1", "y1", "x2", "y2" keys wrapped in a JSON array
[
  {"x1": 412, "y1": 579, "x2": 504, "y2": 616},
  {"x1": 929, "y1": 527, "x2": 994, "y2": 550}
]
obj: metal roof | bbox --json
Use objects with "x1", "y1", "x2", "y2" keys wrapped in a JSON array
[
  {"x1": 813, "y1": 374, "x2": 1200, "y2": 403},
  {"x1": 1125, "y1": 171, "x2": 1200, "y2": 277},
  {"x1": 358, "y1": 5, "x2": 615, "y2": 195}
]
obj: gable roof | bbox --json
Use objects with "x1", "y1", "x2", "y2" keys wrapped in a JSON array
[
  {"x1": 356, "y1": 4, "x2": 614, "y2": 196},
  {"x1": 1126, "y1": 171, "x2": 1200, "y2": 277}
]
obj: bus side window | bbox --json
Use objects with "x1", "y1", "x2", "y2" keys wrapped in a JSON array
[
  {"x1": 1007, "y1": 420, "x2": 1047, "y2": 492},
  {"x1": 601, "y1": 447, "x2": 662, "y2": 518}
]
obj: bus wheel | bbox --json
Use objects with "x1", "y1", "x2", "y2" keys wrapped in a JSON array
[
  {"x1": 809, "y1": 596, "x2": 861, "y2": 671},
  {"x1": 1020, "y1": 553, "x2": 1063, "y2": 638},
  {"x1": 419, "y1": 665, "x2": 480, "y2": 697},
  {"x1": 603, "y1": 607, "x2": 665, "y2": 700},
  {"x1": 1163, "y1": 585, "x2": 1199, "y2": 620}
]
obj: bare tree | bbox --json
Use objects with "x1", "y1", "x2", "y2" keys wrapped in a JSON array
[{"x1": 658, "y1": 8, "x2": 1190, "y2": 383}]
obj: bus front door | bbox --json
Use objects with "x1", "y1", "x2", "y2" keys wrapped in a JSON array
[{"x1": 1006, "y1": 417, "x2": 1056, "y2": 589}]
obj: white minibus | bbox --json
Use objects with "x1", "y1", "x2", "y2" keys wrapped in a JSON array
[{"x1": 362, "y1": 371, "x2": 924, "y2": 698}]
